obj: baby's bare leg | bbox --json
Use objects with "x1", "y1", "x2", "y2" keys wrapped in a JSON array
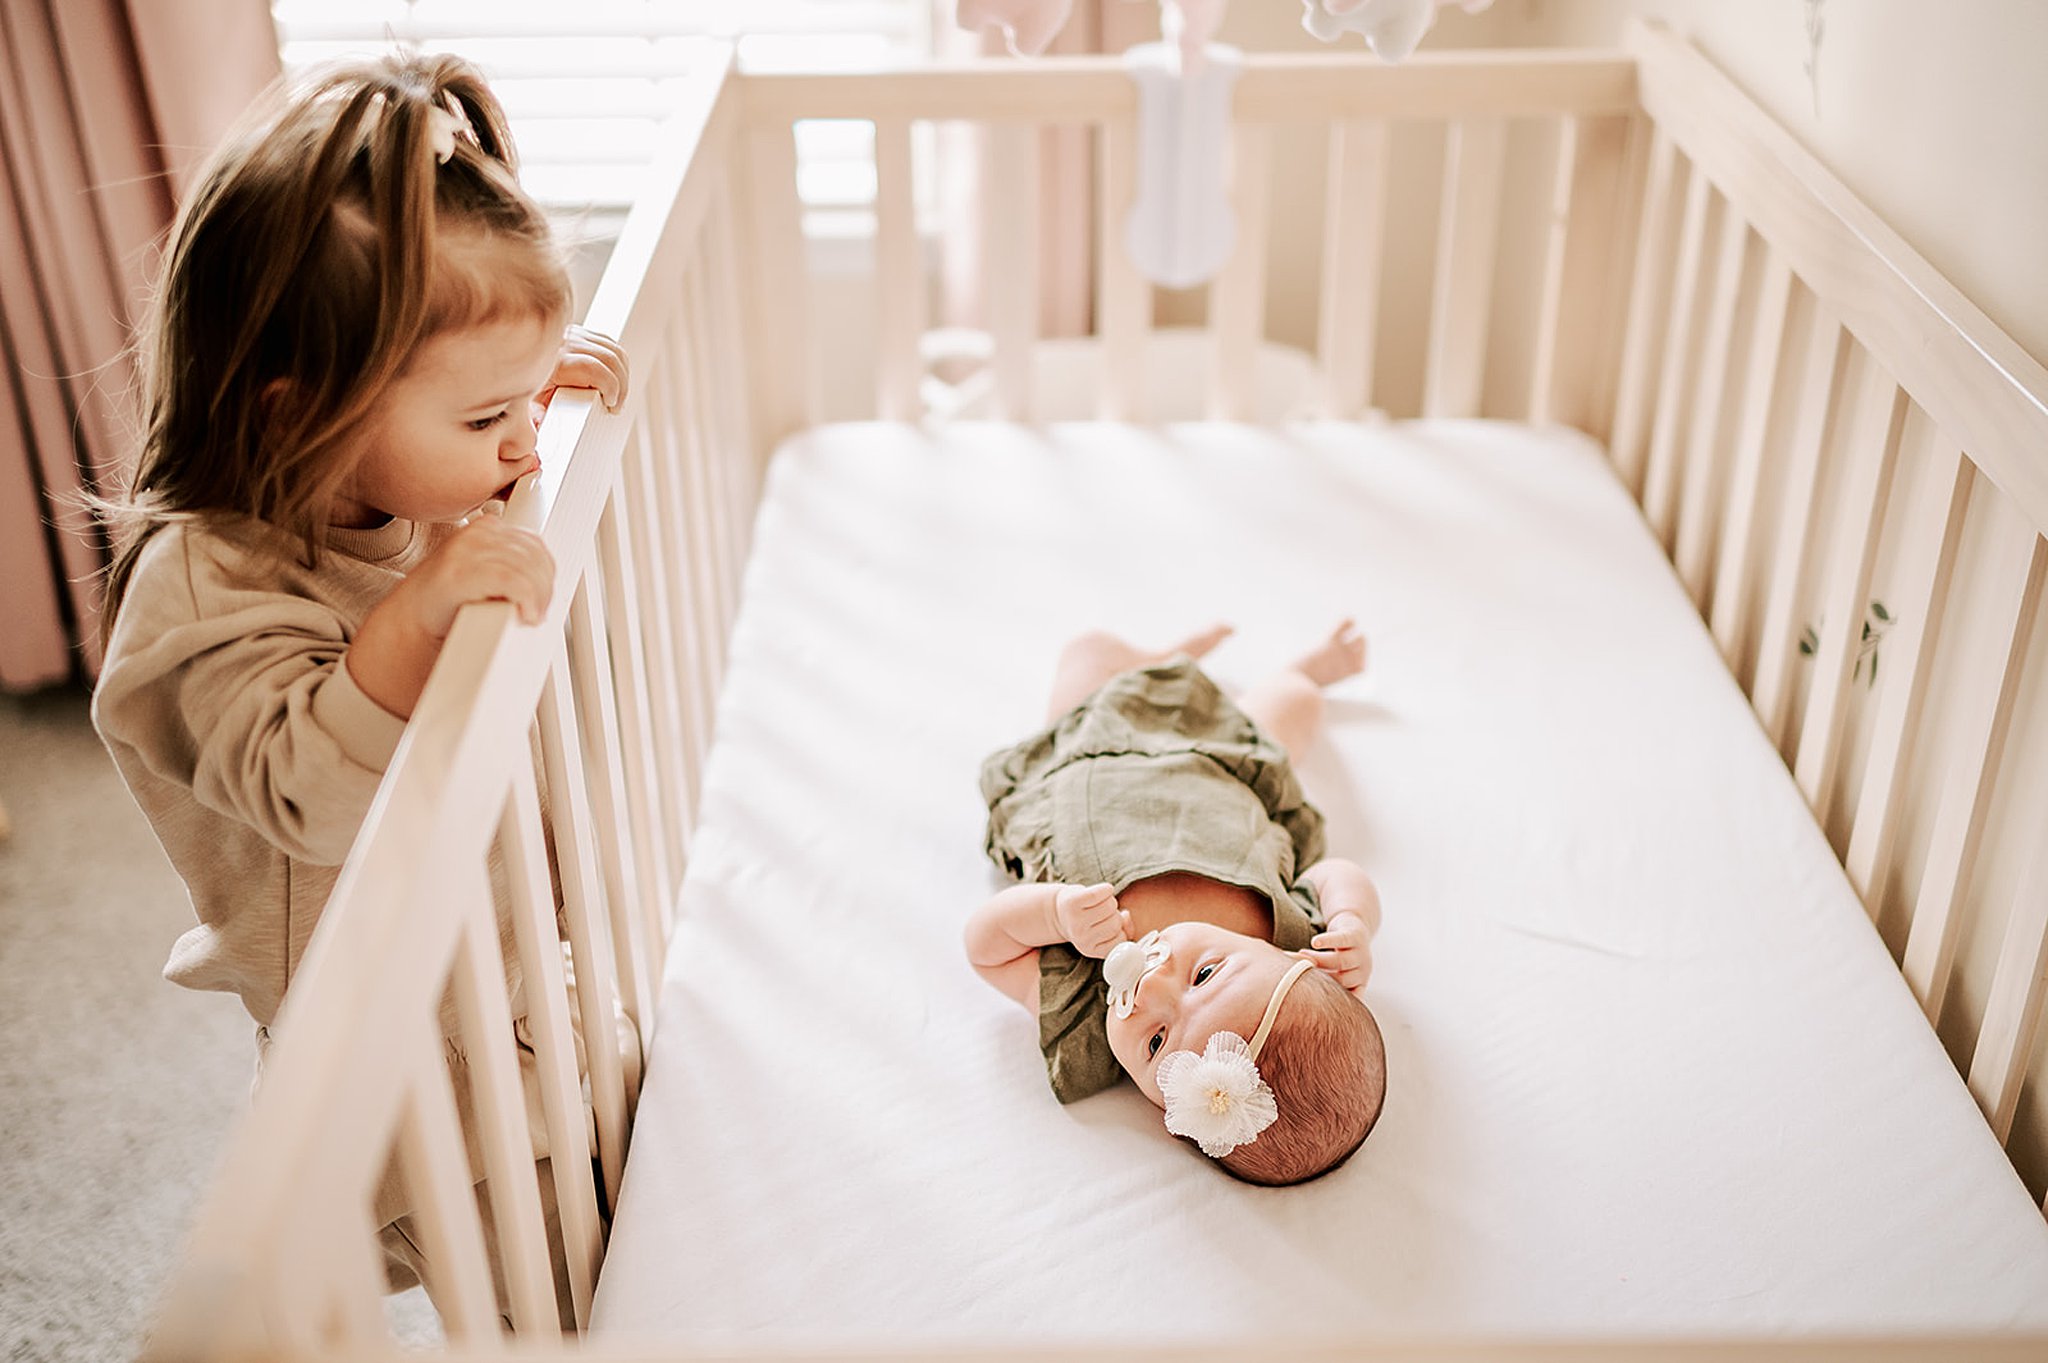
[
  {"x1": 1044, "y1": 623, "x2": 1233, "y2": 720},
  {"x1": 1237, "y1": 619, "x2": 1367, "y2": 761}
]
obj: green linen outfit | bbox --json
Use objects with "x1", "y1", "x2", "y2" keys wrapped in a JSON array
[{"x1": 979, "y1": 655, "x2": 1327, "y2": 1102}]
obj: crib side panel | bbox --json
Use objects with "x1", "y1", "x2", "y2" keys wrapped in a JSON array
[
  {"x1": 1618, "y1": 20, "x2": 2048, "y2": 1204},
  {"x1": 736, "y1": 51, "x2": 1638, "y2": 425},
  {"x1": 145, "y1": 53, "x2": 773, "y2": 1356}
]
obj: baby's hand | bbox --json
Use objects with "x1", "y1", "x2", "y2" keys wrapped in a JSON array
[
  {"x1": 533, "y1": 325, "x2": 630, "y2": 422},
  {"x1": 1052, "y1": 882, "x2": 1131, "y2": 959},
  {"x1": 1304, "y1": 910, "x2": 1373, "y2": 995}
]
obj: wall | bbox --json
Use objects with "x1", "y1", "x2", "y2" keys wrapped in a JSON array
[{"x1": 1521, "y1": 0, "x2": 2048, "y2": 367}]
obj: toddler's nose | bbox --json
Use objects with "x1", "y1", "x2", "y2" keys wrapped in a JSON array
[{"x1": 502, "y1": 414, "x2": 538, "y2": 459}]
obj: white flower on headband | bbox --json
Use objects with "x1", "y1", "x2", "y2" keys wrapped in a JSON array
[{"x1": 1158, "y1": 1031, "x2": 1278, "y2": 1157}]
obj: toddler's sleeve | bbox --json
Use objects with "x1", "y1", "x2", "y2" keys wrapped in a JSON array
[{"x1": 95, "y1": 546, "x2": 405, "y2": 866}]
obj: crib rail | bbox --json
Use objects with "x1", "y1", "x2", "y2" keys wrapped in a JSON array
[{"x1": 147, "y1": 24, "x2": 2048, "y2": 1362}]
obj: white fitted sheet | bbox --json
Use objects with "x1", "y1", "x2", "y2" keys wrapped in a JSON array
[{"x1": 593, "y1": 420, "x2": 2048, "y2": 1346}]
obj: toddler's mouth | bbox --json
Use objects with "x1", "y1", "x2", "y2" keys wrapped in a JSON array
[{"x1": 491, "y1": 459, "x2": 542, "y2": 502}]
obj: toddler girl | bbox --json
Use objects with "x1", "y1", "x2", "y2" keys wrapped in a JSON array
[
  {"x1": 966, "y1": 624, "x2": 1387, "y2": 1185},
  {"x1": 92, "y1": 52, "x2": 627, "y2": 1323}
]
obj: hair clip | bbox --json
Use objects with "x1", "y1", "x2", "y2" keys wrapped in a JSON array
[
  {"x1": 1103, "y1": 930, "x2": 1170, "y2": 1020},
  {"x1": 426, "y1": 104, "x2": 466, "y2": 164}
]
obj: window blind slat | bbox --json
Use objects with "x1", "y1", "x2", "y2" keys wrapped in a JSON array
[{"x1": 273, "y1": 1, "x2": 928, "y2": 211}]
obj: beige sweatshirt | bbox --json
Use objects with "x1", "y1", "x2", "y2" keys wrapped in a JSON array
[{"x1": 95, "y1": 513, "x2": 452, "y2": 1027}]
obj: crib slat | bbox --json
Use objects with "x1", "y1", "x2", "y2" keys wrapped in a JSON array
[
  {"x1": 1844, "y1": 448, "x2": 1972, "y2": 910},
  {"x1": 671, "y1": 291, "x2": 728, "y2": 656},
  {"x1": 328, "y1": 1209, "x2": 390, "y2": 1347},
  {"x1": 686, "y1": 265, "x2": 743, "y2": 644},
  {"x1": 1639, "y1": 164, "x2": 1713, "y2": 546},
  {"x1": 624, "y1": 425, "x2": 696, "y2": 881},
  {"x1": 598, "y1": 493, "x2": 677, "y2": 948},
  {"x1": 449, "y1": 867, "x2": 561, "y2": 1337},
  {"x1": 1901, "y1": 519, "x2": 2047, "y2": 1023},
  {"x1": 1794, "y1": 373, "x2": 1908, "y2": 824},
  {"x1": 647, "y1": 354, "x2": 717, "y2": 797},
  {"x1": 396, "y1": 1041, "x2": 501, "y2": 1344},
  {"x1": 536, "y1": 659, "x2": 630, "y2": 1212},
  {"x1": 568, "y1": 576, "x2": 656, "y2": 1063},
  {"x1": 500, "y1": 757, "x2": 601, "y2": 1327},
  {"x1": 1532, "y1": 114, "x2": 1629, "y2": 429},
  {"x1": 1708, "y1": 251, "x2": 1797, "y2": 664},
  {"x1": 1096, "y1": 113, "x2": 1148, "y2": 420},
  {"x1": 873, "y1": 115, "x2": 923, "y2": 421},
  {"x1": 1424, "y1": 117, "x2": 1507, "y2": 419},
  {"x1": 742, "y1": 122, "x2": 810, "y2": 445},
  {"x1": 1609, "y1": 125, "x2": 1681, "y2": 491},
  {"x1": 672, "y1": 297, "x2": 735, "y2": 715},
  {"x1": 1671, "y1": 203, "x2": 1752, "y2": 596},
  {"x1": 710, "y1": 185, "x2": 764, "y2": 502},
  {"x1": 1751, "y1": 313, "x2": 1849, "y2": 753},
  {"x1": 1318, "y1": 119, "x2": 1390, "y2": 419},
  {"x1": 1969, "y1": 837, "x2": 2048, "y2": 1142},
  {"x1": 1211, "y1": 123, "x2": 1272, "y2": 422},
  {"x1": 698, "y1": 252, "x2": 760, "y2": 655},
  {"x1": 985, "y1": 122, "x2": 1040, "y2": 420}
]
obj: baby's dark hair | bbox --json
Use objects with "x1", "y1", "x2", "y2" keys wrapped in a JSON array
[
  {"x1": 102, "y1": 50, "x2": 571, "y2": 638},
  {"x1": 1219, "y1": 968, "x2": 1386, "y2": 1186}
]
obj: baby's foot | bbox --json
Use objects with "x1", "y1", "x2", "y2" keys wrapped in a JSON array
[
  {"x1": 1293, "y1": 619, "x2": 1367, "y2": 687},
  {"x1": 1168, "y1": 622, "x2": 1234, "y2": 661}
]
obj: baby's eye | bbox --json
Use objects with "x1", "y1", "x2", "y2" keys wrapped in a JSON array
[
  {"x1": 1193, "y1": 962, "x2": 1218, "y2": 986},
  {"x1": 1146, "y1": 1031, "x2": 1164, "y2": 1058},
  {"x1": 467, "y1": 410, "x2": 508, "y2": 431}
]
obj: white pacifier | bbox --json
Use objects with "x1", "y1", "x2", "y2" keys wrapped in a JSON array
[{"x1": 1104, "y1": 930, "x2": 1172, "y2": 1020}]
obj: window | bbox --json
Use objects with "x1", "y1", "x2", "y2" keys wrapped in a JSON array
[{"x1": 270, "y1": 1, "x2": 932, "y2": 214}]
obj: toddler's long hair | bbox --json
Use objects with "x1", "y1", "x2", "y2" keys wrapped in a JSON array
[{"x1": 101, "y1": 51, "x2": 571, "y2": 637}]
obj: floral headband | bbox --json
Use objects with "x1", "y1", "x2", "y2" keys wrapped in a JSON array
[{"x1": 1146, "y1": 957, "x2": 1316, "y2": 1158}]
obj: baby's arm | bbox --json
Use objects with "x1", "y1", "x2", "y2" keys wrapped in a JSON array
[
  {"x1": 965, "y1": 881, "x2": 1131, "y2": 1010},
  {"x1": 1298, "y1": 857, "x2": 1381, "y2": 995}
]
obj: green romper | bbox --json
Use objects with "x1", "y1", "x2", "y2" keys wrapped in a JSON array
[{"x1": 979, "y1": 656, "x2": 1327, "y2": 1103}]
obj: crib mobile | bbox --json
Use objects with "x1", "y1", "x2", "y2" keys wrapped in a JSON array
[{"x1": 957, "y1": 0, "x2": 1493, "y2": 287}]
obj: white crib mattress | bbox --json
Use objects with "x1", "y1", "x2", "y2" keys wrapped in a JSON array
[{"x1": 593, "y1": 420, "x2": 2048, "y2": 1346}]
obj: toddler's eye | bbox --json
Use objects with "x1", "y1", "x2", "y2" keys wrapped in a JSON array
[
  {"x1": 468, "y1": 410, "x2": 508, "y2": 431},
  {"x1": 1146, "y1": 1032, "x2": 1163, "y2": 1058},
  {"x1": 1193, "y1": 962, "x2": 1217, "y2": 986}
]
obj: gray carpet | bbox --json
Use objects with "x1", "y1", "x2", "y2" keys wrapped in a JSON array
[{"x1": 0, "y1": 686, "x2": 437, "y2": 1360}]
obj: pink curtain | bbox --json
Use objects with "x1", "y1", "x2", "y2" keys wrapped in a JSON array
[
  {"x1": 937, "y1": 0, "x2": 1156, "y2": 340},
  {"x1": 0, "y1": 0, "x2": 279, "y2": 691}
]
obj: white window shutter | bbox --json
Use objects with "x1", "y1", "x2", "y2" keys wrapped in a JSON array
[{"x1": 270, "y1": 1, "x2": 932, "y2": 212}]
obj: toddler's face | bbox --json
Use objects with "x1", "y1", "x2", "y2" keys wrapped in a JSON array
[
  {"x1": 337, "y1": 314, "x2": 561, "y2": 527},
  {"x1": 1105, "y1": 921, "x2": 1302, "y2": 1108}
]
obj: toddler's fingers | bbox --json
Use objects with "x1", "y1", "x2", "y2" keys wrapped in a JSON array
[
  {"x1": 1117, "y1": 908, "x2": 1134, "y2": 941},
  {"x1": 552, "y1": 353, "x2": 625, "y2": 409},
  {"x1": 564, "y1": 329, "x2": 631, "y2": 401}
]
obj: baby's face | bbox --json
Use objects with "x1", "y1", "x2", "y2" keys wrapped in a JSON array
[{"x1": 1105, "y1": 921, "x2": 1302, "y2": 1107}]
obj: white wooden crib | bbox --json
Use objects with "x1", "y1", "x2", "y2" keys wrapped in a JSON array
[{"x1": 144, "y1": 22, "x2": 2048, "y2": 1362}]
